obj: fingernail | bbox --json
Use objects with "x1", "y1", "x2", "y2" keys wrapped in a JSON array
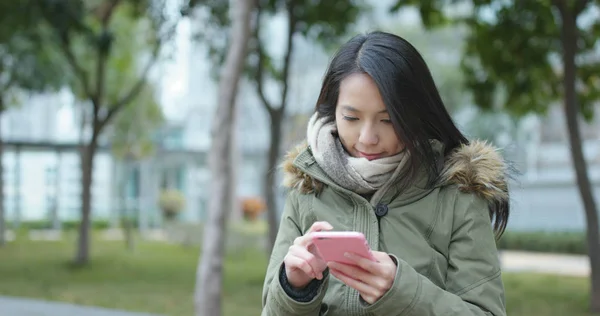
[{"x1": 344, "y1": 252, "x2": 351, "y2": 258}]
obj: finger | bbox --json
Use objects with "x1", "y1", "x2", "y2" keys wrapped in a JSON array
[
  {"x1": 327, "y1": 261, "x2": 371, "y2": 284},
  {"x1": 329, "y1": 268, "x2": 381, "y2": 299},
  {"x1": 285, "y1": 253, "x2": 317, "y2": 279},
  {"x1": 307, "y1": 243, "x2": 326, "y2": 265},
  {"x1": 331, "y1": 257, "x2": 393, "y2": 292},
  {"x1": 293, "y1": 234, "x2": 315, "y2": 251},
  {"x1": 294, "y1": 221, "x2": 333, "y2": 248},
  {"x1": 357, "y1": 290, "x2": 378, "y2": 305},
  {"x1": 371, "y1": 251, "x2": 395, "y2": 264},
  {"x1": 307, "y1": 221, "x2": 334, "y2": 233},
  {"x1": 289, "y1": 245, "x2": 325, "y2": 279},
  {"x1": 343, "y1": 252, "x2": 380, "y2": 275},
  {"x1": 370, "y1": 251, "x2": 397, "y2": 280},
  {"x1": 360, "y1": 293, "x2": 378, "y2": 305}
]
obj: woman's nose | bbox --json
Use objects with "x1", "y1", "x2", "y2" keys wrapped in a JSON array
[{"x1": 358, "y1": 125, "x2": 378, "y2": 145}]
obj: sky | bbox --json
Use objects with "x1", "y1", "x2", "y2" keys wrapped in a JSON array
[{"x1": 159, "y1": 17, "x2": 192, "y2": 121}]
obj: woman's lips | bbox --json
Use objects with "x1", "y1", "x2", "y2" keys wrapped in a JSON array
[{"x1": 357, "y1": 151, "x2": 384, "y2": 161}]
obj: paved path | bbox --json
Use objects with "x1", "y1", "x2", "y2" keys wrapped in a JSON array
[
  {"x1": 500, "y1": 250, "x2": 589, "y2": 276},
  {"x1": 0, "y1": 296, "x2": 163, "y2": 316}
]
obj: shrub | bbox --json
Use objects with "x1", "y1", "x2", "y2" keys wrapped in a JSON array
[
  {"x1": 497, "y1": 231, "x2": 586, "y2": 255},
  {"x1": 18, "y1": 220, "x2": 111, "y2": 230},
  {"x1": 158, "y1": 189, "x2": 186, "y2": 220},
  {"x1": 240, "y1": 197, "x2": 266, "y2": 221}
]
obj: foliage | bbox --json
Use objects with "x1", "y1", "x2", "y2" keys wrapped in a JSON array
[
  {"x1": 390, "y1": 0, "x2": 600, "y2": 119},
  {"x1": 16, "y1": 220, "x2": 112, "y2": 231},
  {"x1": 109, "y1": 81, "x2": 164, "y2": 160},
  {"x1": 158, "y1": 189, "x2": 186, "y2": 220},
  {"x1": 103, "y1": 4, "x2": 165, "y2": 160},
  {"x1": 0, "y1": 1, "x2": 66, "y2": 109},
  {"x1": 498, "y1": 231, "x2": 587, "y2": 255},
  {"x1": 192, "y1": 0, "x2": 369, "y2": 81},
  {"x1": 248, "y1": 0, "x2": 368, "y2": 90},
  {"x1": 33, "y1": 0, "x2": 174, "y2": 126},
  {"x1": 461, "y1": 1, "x2": 599, "y2": 119}
]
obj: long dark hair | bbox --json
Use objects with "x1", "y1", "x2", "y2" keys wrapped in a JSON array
[{"x1": 314, "y1": 31, "x2": 509, "y2": 236}]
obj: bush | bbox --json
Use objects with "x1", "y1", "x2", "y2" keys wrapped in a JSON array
[
  {"x1": 497, "y1": 231, "x2": 586, "y2": 255},
  {"x1": 240, "y1": 197, "x2": 266, "y2": 221},
  {"x1": 17, "y1": 220, "x2": 111, "y2": 230},
  {"x1": 158, "y1": 189, "x2": 186, "y2": 220}
]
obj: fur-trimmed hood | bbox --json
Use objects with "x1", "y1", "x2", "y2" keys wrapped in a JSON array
[{"x1": 281, "y1": 140, "x2": 512, "y2": 235}]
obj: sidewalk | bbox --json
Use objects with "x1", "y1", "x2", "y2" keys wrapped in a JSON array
[
  {"x1": 0, "y1": 296, "x2": 164, "y2": 316},
  {"x1": 500, "y1": 250, "x2": 589, "y2": 276}
]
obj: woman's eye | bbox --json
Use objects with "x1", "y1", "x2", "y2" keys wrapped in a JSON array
[
  {"x1": 381, "y1": 119, "x2": 392, "y2": 123},
  {"x1": 343, "y1": 116, "x2": 358, "y2": 121}
]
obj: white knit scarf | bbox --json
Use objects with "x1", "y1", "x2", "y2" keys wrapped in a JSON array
[{"x1": 306, "y1": 112, "x2": 409, "y2": 196}]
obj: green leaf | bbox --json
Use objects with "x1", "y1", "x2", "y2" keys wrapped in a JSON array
[
  {"x1": 391, "y1": 0, "x2": 600, "y2": 121},
  {"x1": 109, "y1": 80, "x2": 164, "y2": 160},
  {"x1": 0, "y1": 1, "x2": 69, "y2": 110}
]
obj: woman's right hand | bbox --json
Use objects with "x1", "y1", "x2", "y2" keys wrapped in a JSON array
[{"x1": 283, "y1": 221, "x2": 333, "y2": 289}]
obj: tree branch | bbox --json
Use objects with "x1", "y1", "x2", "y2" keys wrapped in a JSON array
[
  {"x1": 100, "y1": 0, "x2": 122, "y2": 25},
  {"x1": 97, "y1": 37, "x2": 163, "y2": 132},
  {"x1": 575, "y1": 0, "x2": 590, "y2": 15},
  {"x1": 253, "y1": 7, "x2": 275, "y2": 115},
  {"x1": 93, "y1": 50, "x2": 107, "y2": 121},
  {"x1": 93, "y1": 1, "x2": 120, "y2": 125},
  {"x1": 60, "y1": 33, "x2": 94, "y2": 99},
  {"x1": 278, "y1": 0, "x2": 297, "y2": 115},
  {"x1": 37, "y1": 1, "x2": 94, "y2": 99},
  {"x1": 1, "y1": 73, "x2": 16, "y2": 95}
]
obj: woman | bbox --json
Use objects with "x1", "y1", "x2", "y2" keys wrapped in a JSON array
[{"x1": 261, "y1": 31, "x2": 510, "y2": 316}]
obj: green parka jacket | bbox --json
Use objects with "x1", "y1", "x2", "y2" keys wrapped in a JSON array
[{"x1": 262, "y1": 140, "x2": 509, "y2": 316}]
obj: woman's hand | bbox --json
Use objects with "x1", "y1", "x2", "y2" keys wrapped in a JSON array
[
  {"x1": 327, "y1": 251, "x2": 397, "y2": 304},
  {"x1": 283, "y1": 221, "x2": 333, "y2": 289}
]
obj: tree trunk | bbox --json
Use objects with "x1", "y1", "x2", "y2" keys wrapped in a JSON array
[
  {"x1": 122, "y1": 159, "x2": 135, "y2": 252},
  {"x1": 265, "y1": 110, "x2": 283, "y2": 254},
  {"x1": 559, "y1": 3, "x2": 600, "y2": 312},
  {"x1": 51, "y1": 151, "x2": 62, "y2": 231},
  {"x1": 194, "y1": 0, "x2": 255, "y2": 315},
  {"x1": 0, "y1": 106, "x2": 5, "y2": 247},
  {"x1": 75, "y1": 138, "x2": 98, "y2": 265},
  {"x1": 13, "y1": 146, "x2": 20, "y2": 229},
  {"x1": 117, "y1": 161, "x2": 127, "y2": 245}
]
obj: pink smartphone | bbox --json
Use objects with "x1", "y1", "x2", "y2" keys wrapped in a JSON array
[{"x1": 311, "y1": 231, "x2": 377, "y2": 265}]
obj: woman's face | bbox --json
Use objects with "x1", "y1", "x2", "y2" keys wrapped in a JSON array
[{"x1": 335, "y1": 73, "x2": 404, "y2": 161}]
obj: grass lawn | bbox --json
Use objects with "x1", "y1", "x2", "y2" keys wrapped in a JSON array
[{"x1": 0, "y1": 230, "x2": 598, "y2": 316}]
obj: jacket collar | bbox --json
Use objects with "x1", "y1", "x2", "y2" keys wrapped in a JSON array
[{"x1": 281, "y1": 140, "x2": 511, "y2": 207}]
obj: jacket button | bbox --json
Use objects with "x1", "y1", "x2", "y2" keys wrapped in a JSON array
[{"x1": 375, "y1": 203, "x2": 388, "y2": 217}]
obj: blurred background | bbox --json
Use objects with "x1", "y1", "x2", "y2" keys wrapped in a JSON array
[{"x1": 0, "y1": 0, "x2": 598, "y2": 315}]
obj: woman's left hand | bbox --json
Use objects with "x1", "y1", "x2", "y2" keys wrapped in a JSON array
[{"x1": 328, "y1": 251, "x2": 397, "y2": 304}]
